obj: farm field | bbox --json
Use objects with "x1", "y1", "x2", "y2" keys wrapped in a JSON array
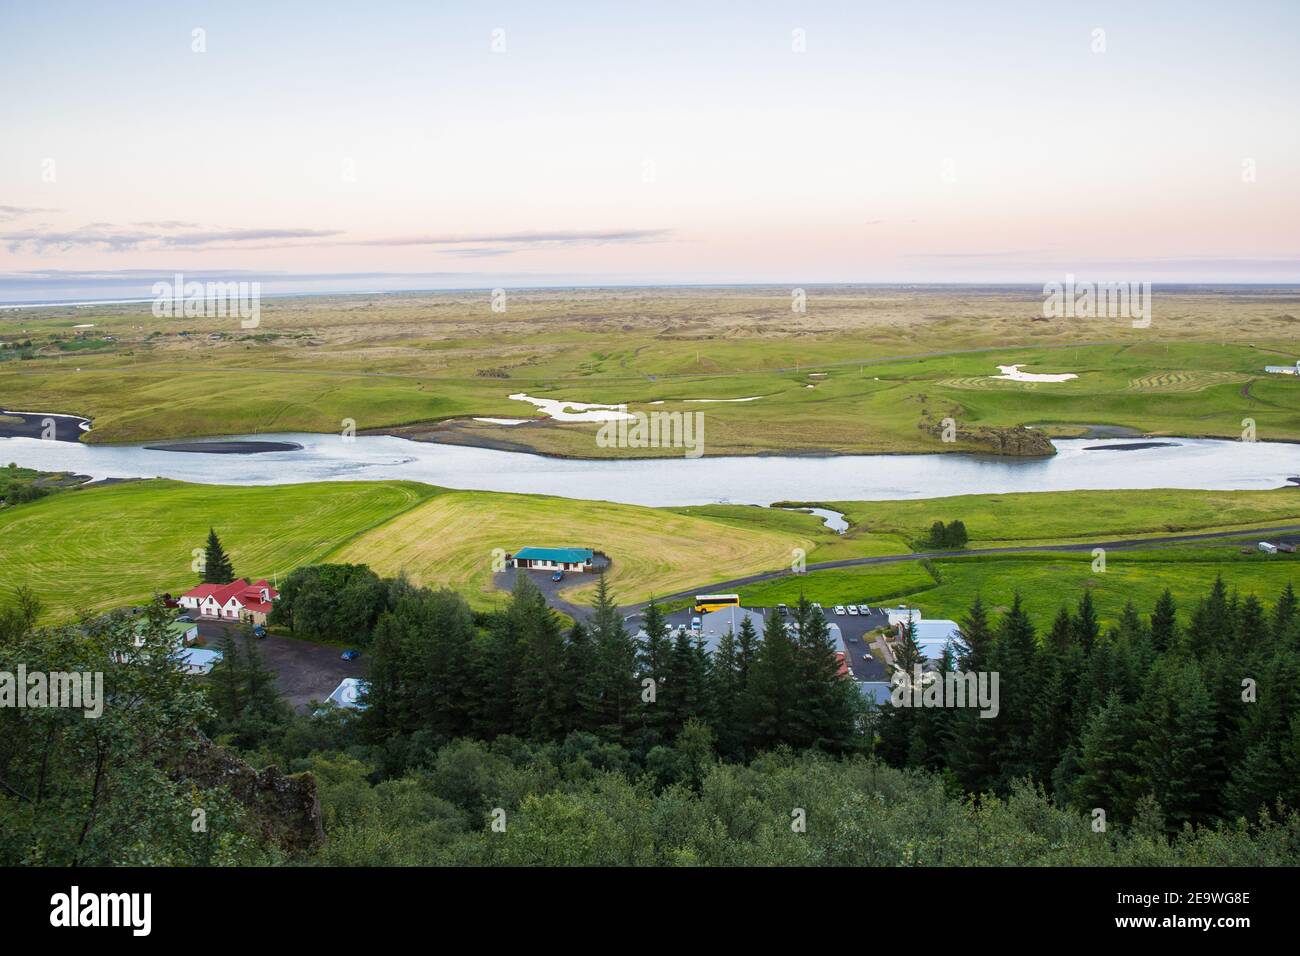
[
  {"x1": 0, "y1": 479, "x2": 438, "y2": 620},
  {"x1": 4, "y1": 477, "x2": 1300, "y2": 624},
  {"x1": 820, "y1": 488, "x2": 1300, "y2": 550},
  {"x1": 738, "y1": 543, "x2": 1300, "y2": 630},
  {"x1": 329, "y1": 489, "x2": 818, "y2": 609},
  {"x1": 3, "y1": 287, "x2": 1299, "y2": 456}
]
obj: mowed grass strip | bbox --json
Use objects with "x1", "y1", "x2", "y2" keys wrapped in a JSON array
[
  {"x1": 0, "y1": 479, "x2": 437, "y2": 620},
  {"x1": 825, "y1": 489, "x2": 1300, "y2": 547},
  {"x1": 736, "y1": 562, "x2": 938, "y2": 609},
  {"x1": 768, "y1": 547, "x2": 1300, "y2": 630},
  {"x1": 330, "y1": 490, "x2": 816, "y2": 609},
  {"x1": 910, "y1": 549, "x2": 1300, "y2": 628}
]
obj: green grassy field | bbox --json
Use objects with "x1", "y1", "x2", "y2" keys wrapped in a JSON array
[
  {"x1": 329, "y1": 490, "x2": 817, "y2": 610},
  {"x1": 0, "y1": 480, "x2": 438, "y2": 619},
  {"x1": 738, "y1": 563, "x2": 939, "y2": 609},
  {"x1": 821, "y1": 488, "x2": 1300, "y2": 550},
  {"x1": 4, "y1": 476, "x2": 1299, "y2": 625},
  {"x1": 739, "y1": 544, "x2": 1300, "y2": 630},
  {"x1": 3, "y1": 287, "x2": 1298, "y2": 456}
]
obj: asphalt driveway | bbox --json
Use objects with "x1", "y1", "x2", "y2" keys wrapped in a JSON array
[{"x1": 195, "y1": 620, "x2": 365, "y2": 711}]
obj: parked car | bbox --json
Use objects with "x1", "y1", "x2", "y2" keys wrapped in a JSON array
[
  {"x1": 811, "y1": 602, "x2": 822, "y2": 610},
  {"x1": 252, "y1": 624, "x2": 266, "y2": 638},
  {"x1": 677, "y1": 623, "x2": 688, "y2": 632},
  {"x1": 691, "y1": 616, "x2": 702, "y2": 630},
  {"x1": 847, "y1": 605, "x2": 859, "y2": 615},
  {"x1": 849, "y1": 635, "x2": 859, "y2": 643},
  {"x1": 833, "y1": 605, "x2": 847, "y2": 615},
  {"x1": 551, "y1": 570, "x2": 564, "y2": 581},
  {"x1": 1279, "y1": 543, "x2": 1297, "y2": 554},
  {"x1": 175, "y1": 614, "x2": 193, "y2": 623},
  {"x1": 340, "y1": 649, "x2": 361, "y2": 661},
  {"x1": 777, "y1": 603, "x2": 788, "y2": 616}
]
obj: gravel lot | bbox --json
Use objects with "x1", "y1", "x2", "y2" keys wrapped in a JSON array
[{"x1": 196, "y1": 619, "x2": 366, "y2": 711}]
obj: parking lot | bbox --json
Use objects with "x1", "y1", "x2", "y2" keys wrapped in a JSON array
[
  {"x1": 195, "y1": 619, "x2": 365, "y2": 711},
  {"x1": 625, "y1": 602, "x2": 889, "y2": 681}
]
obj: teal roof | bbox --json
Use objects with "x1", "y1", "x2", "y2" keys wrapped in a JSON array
[{"x1": 515, "y1": 547, "x2": 593, "y2": 563}]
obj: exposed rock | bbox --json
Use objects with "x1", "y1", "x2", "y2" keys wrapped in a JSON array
[
  {"x1": 919, "y1": 419, "x2": 1056, "y2": 457},
  {"x1": 175, "y1": 737, "x2": 324, "y2": 855}
]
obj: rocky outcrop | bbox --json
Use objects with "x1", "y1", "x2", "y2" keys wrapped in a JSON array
[
  {"x1": 175, "y1": 737, "x2": 325, "y2": 855},
  {"x1": 919, "y1": 419, "x2": 1056, "y2": 457}
]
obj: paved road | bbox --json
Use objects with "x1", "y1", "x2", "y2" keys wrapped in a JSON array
[
  {"x1": 492, "y1": 568, "x2": 596, "y2": 622},
  {"x1": 495, "y1": 524, "x2": 1300, "y2": 629},
  {"x1": 617, "y1": 524, "x2": 1300, "y2": 614}
]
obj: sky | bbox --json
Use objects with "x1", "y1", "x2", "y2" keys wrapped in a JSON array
[{"x1": 1, "y1": 0, "x2": 1298, "y2": 296}]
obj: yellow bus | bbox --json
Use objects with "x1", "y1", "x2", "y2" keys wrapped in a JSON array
[{"x1": 694, "y1": 593, "x2": 740, "y2": 613}]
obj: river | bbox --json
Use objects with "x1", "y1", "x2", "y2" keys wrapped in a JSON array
[{"x1": 1, "y1": 428, "x2": 1297, "y2": 507}]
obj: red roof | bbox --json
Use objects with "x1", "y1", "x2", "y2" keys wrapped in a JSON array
[{"x1": 181, "y1": 578, "x2": 278, "y2": 611}]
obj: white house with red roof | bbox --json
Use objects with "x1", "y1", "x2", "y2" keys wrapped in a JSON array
[{"x1": 179, "y1": 579, "x2": 279, "y2": 624}]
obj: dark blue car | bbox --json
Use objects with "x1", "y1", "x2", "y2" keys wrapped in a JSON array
[
  {"x1": 341, "y1": 649, "x2": 360, "y2": 661},
  {"x1": 551, "y1": 570, "x2": 564, "y2": 582}
]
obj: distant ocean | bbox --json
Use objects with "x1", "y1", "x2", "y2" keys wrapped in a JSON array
[
  {"x1": 0, "y1": 272, "x2": 553, "y2": 308},
  {"x1": 2, "y1": 274, "x2": 1297, "y2": 309}
]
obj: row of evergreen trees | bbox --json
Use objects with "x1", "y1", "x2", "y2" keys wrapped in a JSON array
[
  {"x1": 878, "y1": 579, "x2": 1300, "y2": 830},
  {"x1": 362, "y1": 572, "x2": 861, "y2": 771},
  {"x1": 922, "y1": 519, "x2": 969, "y2": 549}
]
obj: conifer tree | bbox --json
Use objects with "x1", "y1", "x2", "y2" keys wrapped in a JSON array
[
  {"x1": 563, "y1": 621, "x2": 601, "y2": 732},
  {"x1": 1135, "y1": 659, "x2": 1219, "y2": 830},
  {"x1": 956, "y1": 594, "x2": 993, "y2": 671},
  {"x1": 202, "y1": 528, "x2": 235, "y2": 584},
  {"x1": 1272, "y1": 582, "x2": 1297, "y2": 639},
  {"x1": 990, "y1": 594, "x2": 1039, "y2": 785},
  {"x1": 207, "y1": 628, "x2": 243, "y2": 722},
  {"x1": 710, "y1": 627, "x2": 745, "y2": 758},
  {"x1": 1150, "y1": 588, "x2": 1178, "y2": 653},
  {"x1": 509, "y1": 575, "x2": 569, "y2": 740},
  {"x1": 1073, "y1": 692, "x2": 1138, "y2": 823},
  {"x1": 1071, "y1": 590, "x2": 1100, "y2": 656},
  {"x1": 588, "y1": 572, "x2": 639, "y2": 743},
  {"x1": 789, "y1": 596, "x2": 858, "y2": 752},
  {"x1": 744, "y1": 611, "x2": 799, "y2": 751},
  {"x1": 735, "y1": 614, "x2": 759, "y2": 682}
]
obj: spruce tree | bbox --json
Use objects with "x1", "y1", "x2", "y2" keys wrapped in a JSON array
[
  {"x1": 588, "y1": 572, "x2": 639, "y2": 743},
  {"x1": 990, "y1": 594, "x2": 1039, "y2": 786},
  {"x1": 956, "y1": 594, "x2": 993, "y2": 671},
  {"x1": 710, "y1": 627, "x2": 745, "y2": 758},
  {"x1": 636, "y1": 599, "x2": 675, "y2": 744},
  {"x1": 1073, "y1": 692, "x2": 1138, "y2": 823},
  {"x1": 563, "y1": 621, "x2": 601, "y2": 732},
  {"x1": 743, "y1": 611, "x2": 799, "y2": 751},
  {"x1": 1272, "y1": 582, "x2": 1297, "y2": 639},
  {"x1": 948, "y1": 599, "x2": 1000, "y2": 792},
  {"x1": 207, "y1": 629, "x2": 243, "y2": 723},
  {"x1": 1135, "y1": 659, "x2": 1219, "y2": 830},
  {"x1": 201, "y1": 528, "x2": 235, "y2": 584},
  {"x1": 735, "y1": 614, "x2": 759, "y2": 682},
  {"x1": 1150, "y1": 588, "x2": 1178, "y2": 653},
  {"x1": 1071, "y1": 590, "x2": 1100, "y2": 656},
  {"x1": 509, "y1": 575, "x2": 569, "y2": 740},
  {"x1": 790, "y1": 596, "x2": 858, "y2": 752}
]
